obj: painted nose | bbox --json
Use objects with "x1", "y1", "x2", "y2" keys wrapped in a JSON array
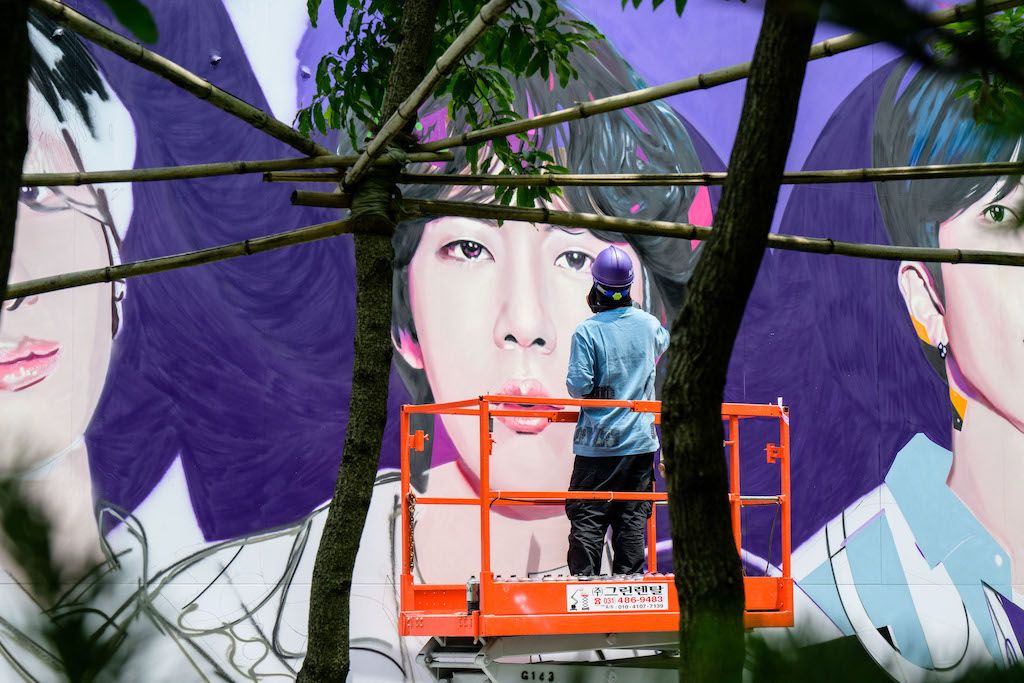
[{"x1": 493, "y1": 266, "x2": 555, "y2": 352}]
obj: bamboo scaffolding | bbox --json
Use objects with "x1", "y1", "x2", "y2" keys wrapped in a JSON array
[
  {"x1": 30, "y1": 0, "x2": 331, "y2": 158},
  {"x1": 11, "y1": 188, "x2": 1024, "y2": 301},
  {"x1": 265, "y1": 160, "x2": 1024, "y2": 186},
  {"x1": 342, "y1": 0, "x2": 515, "y2": 188},
  {"x1": 393, "y1": 197, "x2": 1024, "y2": 267},
  {"x1": 417, "y1": 0, "x2": 1024, "y2": 153},
  {"x1": 1, "y1": 217, "x2": 385, "y2": 301},
  {"x1": 21, "y1": 152, "x2": 454, "y2": 187}
]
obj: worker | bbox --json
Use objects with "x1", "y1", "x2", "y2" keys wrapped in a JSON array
[{"x1": 565, "y1": 245, "x2": 670, "y2": 576}]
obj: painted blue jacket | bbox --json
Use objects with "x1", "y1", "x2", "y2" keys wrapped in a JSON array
[{"x1": 566, "y1": 306, "x2": 669, "y2": 456}]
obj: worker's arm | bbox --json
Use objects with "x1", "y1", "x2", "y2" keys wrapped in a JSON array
[
  {"x1": 655, "y1": 324, "x2": 670, "y2": 359},
  {"x1": 566, "y1": 330, "x2": 595, "y2": 399}
]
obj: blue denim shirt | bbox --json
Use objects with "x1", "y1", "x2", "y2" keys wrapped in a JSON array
[{"x1": 566, "y1": 306, "x2": 670, "y2": 456}]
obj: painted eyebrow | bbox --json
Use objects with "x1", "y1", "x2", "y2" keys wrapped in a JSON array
[{"x1": 544, "y1": 225, "x2": 586, "y2": 235}]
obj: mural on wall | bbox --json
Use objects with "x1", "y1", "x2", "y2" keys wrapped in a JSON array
[{"x1": 1, "y1": 1, "x2": 1023, "y2": 681}]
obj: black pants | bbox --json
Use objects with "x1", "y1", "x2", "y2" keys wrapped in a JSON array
[{"x1": 565, "y1": 452, "x2": 655, "y2": 576}]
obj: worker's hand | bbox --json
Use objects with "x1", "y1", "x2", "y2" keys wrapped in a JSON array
[{"x1": 658, "y1": 459, "x2": 666, "y2": 478}]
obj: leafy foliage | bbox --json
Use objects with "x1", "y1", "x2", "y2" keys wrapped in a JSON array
[
  {"x1": 935, "y1": 7, "x2": 1024, "y2": 134},
  {"x1": 298, "y1": 0, "x2": 600, "y2": 207},
  {"x1": 624, "y1": 0, "x2": 688, "y2": 15},
  {"x1": 0, "y1": 478, "x2": 143, "y2": 682},
  {"x1": 100, "y1": 0, "x2": 157, "y2": 43}
]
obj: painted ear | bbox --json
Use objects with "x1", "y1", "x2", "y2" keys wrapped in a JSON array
[
  {"x1": 392, "y1": 328, "x2": 425, "y2": 370},
  {"x1": 898, "y1": 261, "x2": 947, "y2": 347}
]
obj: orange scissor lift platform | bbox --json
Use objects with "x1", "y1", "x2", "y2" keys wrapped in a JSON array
[{"x1": 397, "y1": 397, "x2": 792, "y2": 681}]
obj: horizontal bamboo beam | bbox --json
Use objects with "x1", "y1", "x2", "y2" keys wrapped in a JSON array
[
  {"x1": 264, "y1": 160, "x2": 1024, "y2": 186},
  {"x1": 30, "y1": 0, "x2": 330, "y2": 157},
  {"x1": 21, "y1": 152, "x2": 454, "y2": 187},
  {"x1": 399, "y1": 198, "x2": 1024, "y2": 267},
  {"x1": 2, "y1": 217, "x2": 387, "y2": 301},
  {"x1": 343, "y1": 0, "x2": 514, "y2": 188},
  {"x1": 292, "y1": 190, "x2": 352, "y2": 209},
  {"x1": 418, "y1": 0, "x2": 1024, "y2": 153}
]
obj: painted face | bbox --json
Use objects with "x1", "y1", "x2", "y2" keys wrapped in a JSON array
[
  {"x1": 0, "y1": 104, "x2": 121, "y2": 466},
  {"x1": 403, "y1": 214, "x2": 646, "y2": 491},
  {"x1": 937, "y1": 179, "x2": 1024, "y2": 430}
]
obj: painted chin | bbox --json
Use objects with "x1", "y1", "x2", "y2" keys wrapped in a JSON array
[
  {"x1": 496, "y1": 414, "x2": 549, "y2": 435},
  {"x1": 0, "y1": 339, "x2": 61, "y2": 392}
]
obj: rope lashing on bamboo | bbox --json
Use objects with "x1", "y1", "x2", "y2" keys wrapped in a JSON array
[
  {"x1": 29, "y1": 0, "x2": 331, "y2": 158},
  {"x1": 393, "y1": 197, "x2": 1024, "y2": 268},
  {"x1": 417, "y1": 0, "x2": 1024, "y2": 153},
  {"x1": 348, "y1": 149, "x2": 408, "y2": 226}
]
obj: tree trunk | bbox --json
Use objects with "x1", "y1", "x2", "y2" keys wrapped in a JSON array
[
  {"x1": 0, "y1": 1, "x2": 30, "y2": 322},
  {"x1": 661, "y1": 1, "x2": 821, "y2": 681},
  {"x1": 297, "y1": 1, "x2": 442, "y2": 681}
]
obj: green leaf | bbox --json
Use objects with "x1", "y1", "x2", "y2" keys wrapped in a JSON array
[
  {"x1": 296, "y1": 108, "x2": 313, "y2": 137},
  {"x1": 307, "y1": 0, "x2": 322, "y2": 27},
  {"x1": 101, "y1": 0, "x2": 158, "y2": 43},
  {"x1": 313, "y1": 104, "x2": 327, "y2": 134},
  {"x1": 675, "y1": 0, "x2": 687, "y2": 15},
  {"x1": 333, "y1": 0, "x2": 347, "y2": 28}
]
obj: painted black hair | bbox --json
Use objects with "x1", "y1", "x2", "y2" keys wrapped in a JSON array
[
  {"x1": 28, "y1": 10, "x2": 109, "y2": 134},
  {"x1": 874, "y1": 61, "x2": 1021, "y2": 303},
  {"x1": 376, "y1": 15, "x2": 704, "y2": 408},
  {"x1": 873, "y1": 61, "x2": 1022, "y2": 384}
]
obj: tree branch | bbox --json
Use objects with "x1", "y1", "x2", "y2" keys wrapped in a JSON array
[{"x1": 0, "y1": 0, "x2": 30, "y2": 328}]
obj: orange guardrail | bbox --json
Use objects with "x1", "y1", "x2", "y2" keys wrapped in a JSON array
[{"x1": 398, "y1": 397, "x2": 793, "y2": 639}]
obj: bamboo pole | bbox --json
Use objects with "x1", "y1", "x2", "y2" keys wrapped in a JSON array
[
  {"x1": 342, "y1": 0, "x2": 514, "y2": 188},
  {"x1": 292, "y1": 190, "x2": 352, "y2": 209},
  {"x1": 418, "y1": 0, "x2": 1024, "y2": 153},
  {"x1": 397, "y1": 197, "x2": 1024, "y2": 267},
  {"x1": 1, "y1": 217, "x2": 384, "y2": 301},
  {"x1": 21, "y1": 152, "x2": 454, "y2": 187},
  {"x1": 30, "y1": 0, "x2": 331, "y2": 158},
  {"x1": 265, "y1": 160, "x2": 1024, "y2": 186}
]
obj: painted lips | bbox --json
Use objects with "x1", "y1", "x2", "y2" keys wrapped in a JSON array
[
  {"x1": 0, "y1": 337, "x2": 61, "y2": 392},
  {"x1": 494, "y1": 378, "x2": 562, "y2": 435}
]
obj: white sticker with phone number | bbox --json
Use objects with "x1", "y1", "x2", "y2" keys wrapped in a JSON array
[{"x1": 565, "y1": 582, "x2": 668, "y2": 612}]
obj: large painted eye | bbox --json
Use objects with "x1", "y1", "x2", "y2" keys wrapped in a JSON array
[
  {"x1": 18, "y1": 186, "x2": 61, "y2": 211},
  {"x1": 554, "y1": 250, "x2": 593, "y2": 272},
  {"x1": 440, "y1": 240, "x2": 493, "y2": 262},
  {"x1": 981, "y1": 203, "x2": 1021, "y2": 227}
]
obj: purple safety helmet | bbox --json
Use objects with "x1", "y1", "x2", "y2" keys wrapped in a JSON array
[{"x1": 591, "y1": 245, "x2": 634, "y2": 289}]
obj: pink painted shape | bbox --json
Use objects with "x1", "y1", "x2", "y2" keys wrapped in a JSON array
[
  {"x1": 687, "y1": 186, "x2": 713, "y2": 251},
  {"x1": 630, "y1": 203, "x2": 641, "y2": 215},
  {"x1": 623, "y1": 107, "x2": 650, "y2": 134}
]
